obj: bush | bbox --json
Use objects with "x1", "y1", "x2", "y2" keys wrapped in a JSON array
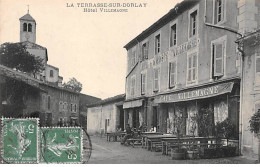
[{"x1": 249, "y1": 109, "x2": 260, "y2": 135}]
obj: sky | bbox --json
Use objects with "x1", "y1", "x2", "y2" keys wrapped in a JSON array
[{"x1": 0, "y1": 0, "x2": 182, "y2": 99}]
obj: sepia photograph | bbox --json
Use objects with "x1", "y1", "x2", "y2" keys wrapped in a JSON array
[{"x1": 0, "y1": 0, "x2": 260, "y2": 164}]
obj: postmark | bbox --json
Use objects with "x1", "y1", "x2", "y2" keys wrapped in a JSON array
[
  {"x1": 40, "y1": 127, "x2": 83, "y2": 163},
  {"x1": 1, "y1": 118, "x2": 39, "y2": 164}
]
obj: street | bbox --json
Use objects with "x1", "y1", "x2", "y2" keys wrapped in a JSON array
[{"x1": 88, "y1": 135, "x2": 258, "y2": 164}]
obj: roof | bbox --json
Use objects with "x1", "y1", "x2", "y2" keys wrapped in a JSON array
[
  {"x1": 87, "y1": 94, "x2": 125, "y2": 107},
  {"x1": 16, "y1": 41, "x2": 48, "y2": 61},
  {"x1": 124, "y1": 0, "x2": 200, "y2": 50},
  {"x1": 0, "y1": 64, "x2": 44, "y2": 91},
  {"x1": 79, "y1": 93, "x2": 101, "y2": 106},
  {"x1": 19, "y1": 13, "x2": 36, "y2": 22}
]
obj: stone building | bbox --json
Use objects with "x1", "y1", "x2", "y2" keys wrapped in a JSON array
[
  {"x1": 123, "y1": 0, "x2": 260, "y2": 157},
  {"x1": 0, "y1": 11, "x2": 99, "y2": 127},
  {"x1": 237, "y1": 29, "x2": 260, "y2": 158},
  {"x1": 86, "y1": 94, "x2": 125, "y2": 135}
]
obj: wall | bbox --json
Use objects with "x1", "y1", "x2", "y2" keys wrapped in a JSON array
[
  {"x1": 45, "y1": 65, "x2": 59, "y2": 83},
  {"x1": 87, "y1": 103, "x2": 119, "y2": 135},
  {"x1": 125, "y1": 0, "x2": 242, "y2": 101},
  {"x1": 241, "y1": 34, "x2": 260, "y2": 158}
]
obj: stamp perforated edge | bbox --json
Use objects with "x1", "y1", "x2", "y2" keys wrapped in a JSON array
[
  {"x1": 1, "y1": 117, "x2": 39, "y2": 164},
  {"x1": 40, "y1": 126, "x2": 83, "y2": 164}
]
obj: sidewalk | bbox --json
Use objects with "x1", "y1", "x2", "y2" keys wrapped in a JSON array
[{"x1": 88, "y1": 135, "x2": 259, "y2": 164}]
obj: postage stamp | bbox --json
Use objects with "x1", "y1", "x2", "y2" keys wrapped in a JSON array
[
  {"x1": 40, "y1": 127, "x2": 82, "y2": 164},
  {"x1": 1, "y1": 118, "x2": 39, "y2": 163}
]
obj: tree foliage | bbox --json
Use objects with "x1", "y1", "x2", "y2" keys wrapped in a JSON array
[
  {"x1": 0, "y1": 42, "x2": 44, "y2": 73},
  {"x1": 62, "y1": 77, "x2": 82, "y2": 93}
]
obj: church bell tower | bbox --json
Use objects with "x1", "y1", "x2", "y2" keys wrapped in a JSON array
[{"x1": 19, "y1": 7, "x2": 36, "y2": 43}]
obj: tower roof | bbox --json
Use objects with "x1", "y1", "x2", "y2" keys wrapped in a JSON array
[{"x1": 19, "y1": 13, "x2": 36, "y2": 22}]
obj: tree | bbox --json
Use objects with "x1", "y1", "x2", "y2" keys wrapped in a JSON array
[
  {"x1": 62, "y1": 77, "x2": 82, "y2": 92},
  {"x1": 0, "y1": 42, "x2": 44, "y2": 73}
]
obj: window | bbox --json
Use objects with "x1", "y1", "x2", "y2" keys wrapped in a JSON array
[
  {"x1": 169, "y1": 61, "x2": 177, "y2": 88},
  {"x1": 155, "y1": 34, "x2": 161, "y2": 54},
  {"x1": 212, "y1": 37, "x2": 226, "y2": 77},
  {"x1": 59, "y1": 101, "x2": 63, "y2": 112},
  {"x1": 141, "y1": 42, "x2": 149, "y2": 60},
  {"x1": 141, "y1": 73, "x2": 146, "y2": 95},
  {"x1": 190, "y1": 10, "x2": 197, "y2": 37},
  {"x1": 47, "y1": 96, "x2": 51, "y2": 110},
  {"x1": 71, "y1": 103, "x2": 73, "y2": 112},
  {"x1": 131, "y1": 48, "x2": 136, "y2": 66},
  {"x1": 170, "y1": 24, "x2": 177, "y2": 47},
  {"x1": 187, "y1": 53, "x2": 197, "y2": 84},
  {"x1": 50, "y1": 70, "x2": 53, "y2": 78},
  {"x1": 130, "y1": 76, "x2": 136, "y2": 96},
  {"x1": 28, "y1": 23, "x2": 32, "y2": 32},
  {"x1": 64, "y1": 102, "x2": 67, "y2": 111},
  {"x1": 215, "y1": 0, "x2": 225, "y2": 24},
  {"x1": 154, "y1": 68, "x2": 159, "y2": 91},
  {"x1": 74, "y1": 104, "x2": 77, "y2": 112},
  {"x1": 23, "y1": 23, "x2": 27, "y2": 32}
]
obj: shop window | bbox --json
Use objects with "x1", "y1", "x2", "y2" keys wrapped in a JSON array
[
  {"x1": 155, "y1": 34, "x2": 161, "y2": 55},
  {"x1": 211, "y1": 36, "x2": 226, "y2": 78},
  {"x1": 28, "y1": 23, "x2": 32, "y2": 32},
  {"x1": 214, "y1": 100, "x2": 228, "y2": 124},
  {"x1": 50, "y1": 70, "x2": 54, "y2": 78},
  {"x1": 141, "y1": 42, "x2": 149, "y2": 60},
  {"x1": 170, "y1": 24, "x2": 177, "y2": 47},
  {"x1": 255, "y1": 53, "x2": 260, "y2": 88},
  {"x1": 169, "y1": 61, "x2": 177, "y2": 88},
  {"x1": 187, "y1": 53, "x2": 197, "y2": 84},
  {"x1": 23, "y1": 23, "x2": 27, "y2": 32},
  {"x1": 214, "y1": 0, "x2": 226, "y2": 24},
  {"x1": 189, "y1": 10, "x2": 197, "y2": 37},
  {"x1": 130, "y1": 76, "x2": 136, "y2": 96},
  {"x1": 141, "y1": 73, "x2": 146, "y2": 95},
  {"x1": 154, "y1": 68, "x2": 159, "y2": 91}
]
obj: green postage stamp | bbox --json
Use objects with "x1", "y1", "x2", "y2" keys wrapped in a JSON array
[
  {"x1": 1, "y1": 118, "x2": 39, "y2": 163},
  {"x1": 40, "y1": 127, "x2": 82, "y2": 163}
]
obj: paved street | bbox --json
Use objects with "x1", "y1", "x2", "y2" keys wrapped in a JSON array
[{"x1": 88, "y1": 135, "x2": 258, "y2": 164}]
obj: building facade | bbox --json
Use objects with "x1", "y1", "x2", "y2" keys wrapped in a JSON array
[
  {"x1": 237, "y1": 30, "x2": 260, "y2": 158},
  {"x1": 124, "y1": 0, "x2": 260, "y2": 157},
  {"x1": 86, "y1": 94, "x2": 125, "y2": 135}
]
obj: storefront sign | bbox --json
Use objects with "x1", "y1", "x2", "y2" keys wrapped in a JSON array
[
  {"x1": 144, "y1": 38, "x2": 199, "y2": 69},
  {"x1": 154, "y1": 82, "x2": 234, "y2": 103},
  {"x1": 123, "y1": 99, "x2": 143, "y2": 109}
]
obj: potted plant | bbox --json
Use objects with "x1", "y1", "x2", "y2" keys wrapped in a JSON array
[
  {"x1": 249, "y1": 109, "x2": 260, "y2": 162},
  {"x1": 171, "y1": 115, "x2": 186, "y2": 160},
  {"x1": 215, "y1": 118, "x2": 237, "y2": 157},
  {"x1": 186, "y1": 114, "x2": 199, "y2": 159}
]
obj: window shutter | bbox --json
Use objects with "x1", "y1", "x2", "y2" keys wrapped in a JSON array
[
  {"x1": 154, "y1": 69, "x2": 159, "y2": 91},
  {"x1": 170, "y1": 62, "x2": 176, "y2": 87},
  {"x1": 188, "y1": 56, "x2": 192, "y2": 81},
  {"x1": 192, "y1": 54, "x2": 197, "y2": 80},
  {"x1": 214, "y1": 43, "x2": 224, "y2": 76},
  {"x1": 145, "y1": 42, "x2": 149, "y2": 59}
]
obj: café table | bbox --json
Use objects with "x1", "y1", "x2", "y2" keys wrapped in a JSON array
[{"x1": 106, "y1": 131, "x2": 126, "y2": 142}]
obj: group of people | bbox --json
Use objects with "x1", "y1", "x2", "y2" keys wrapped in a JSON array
[{"x1": 120, "y1": 123, "x2": 147, "y2": 145}]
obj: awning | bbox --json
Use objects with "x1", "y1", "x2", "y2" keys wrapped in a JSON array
[
  {"x1": 123, "y1": 99, "x2": 143, "y2": 109},
  {"x1": 154, "y1": 82, "x2": 234, "y2": 104}
]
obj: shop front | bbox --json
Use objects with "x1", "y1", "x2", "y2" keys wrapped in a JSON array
[
  {"x1": 152, "y1": 80, "x2": 240, "y2": 141},
  {"x1": 123, "y1": 99, "x2": 146, "y2": 129}
]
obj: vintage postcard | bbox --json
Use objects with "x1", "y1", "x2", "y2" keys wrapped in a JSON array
[{"x1": 0, "y1": 0, "x2": 260, "y2": 164}]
